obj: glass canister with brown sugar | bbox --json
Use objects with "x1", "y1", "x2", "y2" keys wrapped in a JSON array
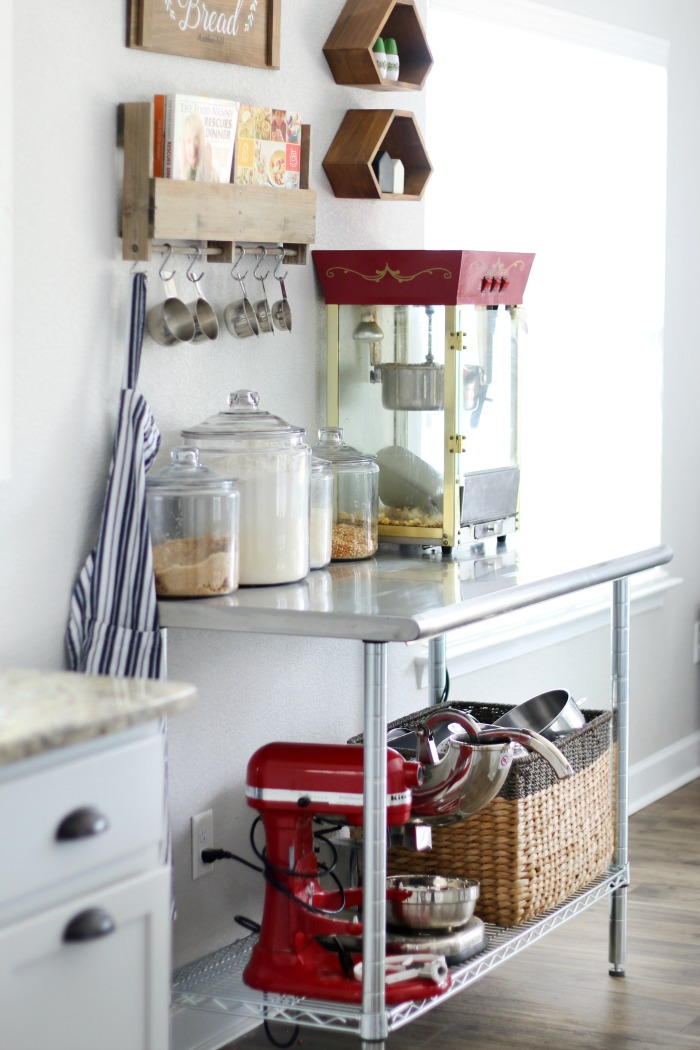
[{"x1": 146, "y1": 447, "x2": 239, "y2": 598}]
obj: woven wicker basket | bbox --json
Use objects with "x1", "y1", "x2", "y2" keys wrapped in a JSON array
[{"x1": 350, "y1": 700, "x2": 614, "y2": 928}]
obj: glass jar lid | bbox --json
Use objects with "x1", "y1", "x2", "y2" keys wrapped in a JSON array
[
  {"x1": 182, "y1": 390, "x2": 306, "y2": 447},
  {"x1": 311, "y1": 456, "x2": 333, "y2": 478},
  {"x1": 311, "y1": 427, "x2": 379, "y2": 474},
  {"x1": 146, "y1": 447, "x2": 237, "y2": 493}
]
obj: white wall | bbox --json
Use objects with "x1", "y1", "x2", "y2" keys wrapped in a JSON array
[{"x1": 3, "y1": 0, "x2": 699, "y2": 971}]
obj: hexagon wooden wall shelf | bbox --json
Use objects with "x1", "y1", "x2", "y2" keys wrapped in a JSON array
[
  {"x1": 323, "y1": 0, "x2": 433, "y2": 90},
  {"x1": 322, "y1": 109, "x2": 433, "y2": 200}
]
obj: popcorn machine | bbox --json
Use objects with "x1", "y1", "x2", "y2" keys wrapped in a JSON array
[{"x1": 313, "y1": 250, "x2": 535, "y2": 550}]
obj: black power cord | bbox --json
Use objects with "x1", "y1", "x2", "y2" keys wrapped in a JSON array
[
  {"x1": 201, "y1": 816, "x2": 350, "y2": 918},
  {"x1": 262, "y1": 1020, "x2": 298, "y2": 1049},
  {"x1": 201, "y1": 847, "x2": 262, "y2": 873}
]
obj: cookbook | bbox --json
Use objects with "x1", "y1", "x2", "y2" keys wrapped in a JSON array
[{"x1": 233, "y1": 104, "x2": 302, "y2": 189}]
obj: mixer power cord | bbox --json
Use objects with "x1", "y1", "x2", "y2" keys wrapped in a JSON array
[
  {"x1": 201, "y1": 816, "x2": 350, "y2": 918},
  {"x1": 202, "y1": 820, "x2": 355, "y2": 1050}
]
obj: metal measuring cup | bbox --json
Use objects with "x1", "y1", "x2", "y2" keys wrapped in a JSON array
[
  {"x1": 185, "y1": 246, "x2": 219, "y2": 343},
  {"x1": 270, "y1": 247, "x2": 292, "y2": 332},
  {"x1": 252, "y1": 247, "x2": 275, "y2": 335},
  {"x1": 146, "y1": 245, "x2": 196, "y2": 345},
  {"x1": 223, "y1": 247, "x2": 260, "y2": 338}
]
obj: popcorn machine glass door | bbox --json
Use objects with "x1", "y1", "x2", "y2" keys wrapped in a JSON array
[{"x1": 328, "y1": 301, "x2": 459, "y2": 546}]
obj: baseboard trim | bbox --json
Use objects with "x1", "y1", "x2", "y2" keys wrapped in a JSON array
[{"x1": 629, "y1": 730, "x2": 700, "y2": 814}]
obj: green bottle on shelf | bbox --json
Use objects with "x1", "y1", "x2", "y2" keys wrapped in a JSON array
[
  {"x1": 373, "y1": 36, "x2": 387, "y2": 78},
  {"x1": 384, "y1": 38, "x2": 400, "y2": 82}
]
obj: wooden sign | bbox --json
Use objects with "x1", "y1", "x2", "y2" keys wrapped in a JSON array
[{"x1": 128, "y1": 0, "x2": 280, "y2": 69}]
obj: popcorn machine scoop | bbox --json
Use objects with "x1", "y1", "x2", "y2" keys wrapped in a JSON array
[{"x1": 313, "y1": 250, "x2": 535, "y2": 550}]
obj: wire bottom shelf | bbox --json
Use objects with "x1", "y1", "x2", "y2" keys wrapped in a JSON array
[{"x1": 171, "y1": 866, "x2": 627, "y2": 1036}]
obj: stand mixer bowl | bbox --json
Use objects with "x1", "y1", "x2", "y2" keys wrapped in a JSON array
[{"x1": 386, "y1": 874, "x2": 480, "y2": 931}]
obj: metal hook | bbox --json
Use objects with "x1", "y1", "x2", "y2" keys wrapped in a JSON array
[
  {"x1": 231, "y1": 245, "x2": 248, "y2": 282},
  {"x1": 186, "y1": 245, "x2": 205, "y2": 284},
  {"x1": 158, "y1": 244, "x2": 176, "y2": 282},
  {"x1": 253, "y1": 246, "x2": 270, "y2": 282},
  {"x1": 273, "y1": 245, "x2": 289, "y2": 282}
]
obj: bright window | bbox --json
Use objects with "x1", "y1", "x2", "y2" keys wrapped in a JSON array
[{"x1": 425, "y1": 0, "x2": 668, "y2": 558}]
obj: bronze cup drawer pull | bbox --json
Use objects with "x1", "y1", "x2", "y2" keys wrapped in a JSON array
[
  {"x1": 55, "y1": 806, "x2": 110, "y2": 841},
  {"x1": 63, "y1": 908, "x2": 115, "y2": 943}
]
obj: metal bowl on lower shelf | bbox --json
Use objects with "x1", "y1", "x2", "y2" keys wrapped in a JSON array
[
  {"x1": 386, "y1": 874, "x2": 480, "y2": 931},
  {"x1": 492, "y1": 689, "x2": 586, "y2": 739}
]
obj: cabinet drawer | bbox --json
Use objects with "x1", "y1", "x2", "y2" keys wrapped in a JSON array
[
  {"x1": 0, "y1": 865, "x2": 171, "y2": 1050},
  {"x1": 0, "y1": 732, "x2": 165, "y2": 912}
]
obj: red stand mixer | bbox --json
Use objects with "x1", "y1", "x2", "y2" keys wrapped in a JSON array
[
  {"x1": 242, "y1": 723, "x2": 571, "y2": 1003},
  {"x1": 243, "y1": 741, "x2": 450, "y2": 1004}
]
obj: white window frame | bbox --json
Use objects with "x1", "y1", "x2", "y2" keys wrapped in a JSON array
[
  {"x1": 417, "y1": 0, "x2": 676, "y2": 682},
  {"x1": 413, "y1": 568, "x2": 680, "y2": 687}
]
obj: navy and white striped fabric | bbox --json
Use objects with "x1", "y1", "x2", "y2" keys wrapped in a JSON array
[{"x1": 66, "y1": 272, "x2": 163, "y2": 679}]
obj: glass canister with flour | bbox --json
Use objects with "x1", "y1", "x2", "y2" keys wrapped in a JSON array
[
  {"x1": 146, "y1": 447, "x2": 239, "y2": 598},
  {"x1": 182, "y1": 390, "x2": 311, "y2": 586}
]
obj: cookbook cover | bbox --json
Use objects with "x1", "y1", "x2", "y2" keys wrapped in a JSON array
[
  {"x1": 233, "y1": 105, "x2": 302, "y2": 189},
  {"x1": 165, "y1": 94, "x2": 239, "y2": 183}
]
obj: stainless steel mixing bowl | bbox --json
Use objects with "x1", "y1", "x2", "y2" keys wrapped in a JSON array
[
  {"x1": 386, "y1": 874, "x2": 480, "y2": 931},
  {"x1": 493, "y1": 689, "x2": 585, "y2": 739}
]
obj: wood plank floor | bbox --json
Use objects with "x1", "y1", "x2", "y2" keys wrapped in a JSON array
[{"x1": 227, "y1": 778, "x2": 700, "y2": 1050}]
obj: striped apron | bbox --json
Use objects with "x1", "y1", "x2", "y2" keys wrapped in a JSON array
[
  {"x1": 65, "y1": 274, "x2": 174, "y2": 908},
  {"x1": 66, "y1": 272, "x2": 163, "y2": 679}
]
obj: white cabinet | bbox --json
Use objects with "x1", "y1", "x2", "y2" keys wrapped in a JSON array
[
  {"x1": 0, "y1": 866, "x2": 171, "y2": 1050},
  {"x1": 0, "y1": 725, "x2": 172, "y2": 1050}
]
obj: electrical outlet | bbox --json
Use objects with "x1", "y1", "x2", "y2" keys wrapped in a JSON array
[
  {"x1": 694, "y1": 622, "x2": 700, "y2": 665},
  {"x1": 191, "y1": 810, "x2": 213, "y2": 880}
]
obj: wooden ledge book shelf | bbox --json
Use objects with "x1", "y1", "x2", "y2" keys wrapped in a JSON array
[{"x1": 118, "y1": 102, "x2": 316, "y2": 264}]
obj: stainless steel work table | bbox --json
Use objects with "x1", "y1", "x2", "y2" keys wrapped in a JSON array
[{"x1": 163, "y1": 540, "x2": 673, "y2": 1048}]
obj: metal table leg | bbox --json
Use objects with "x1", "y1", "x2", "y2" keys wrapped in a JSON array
[
  {"x1": 428, "y1": 634, "x2": 447, "y2": 705},
  {"x1": 609, "y1": 576, "x2": 630, "y2": 976},
  {"x1": 361, "y1": 641, "x2": 389, "y2": 1042}
]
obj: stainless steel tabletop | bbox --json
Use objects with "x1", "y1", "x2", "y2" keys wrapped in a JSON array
[{"x1": 157, "y1": 539, "x2": 673, "y2": 643}]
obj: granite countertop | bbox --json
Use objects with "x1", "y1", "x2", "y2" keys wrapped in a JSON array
[{"x1": 0, "y1": 667, "x2": 197, "y2": 767}]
